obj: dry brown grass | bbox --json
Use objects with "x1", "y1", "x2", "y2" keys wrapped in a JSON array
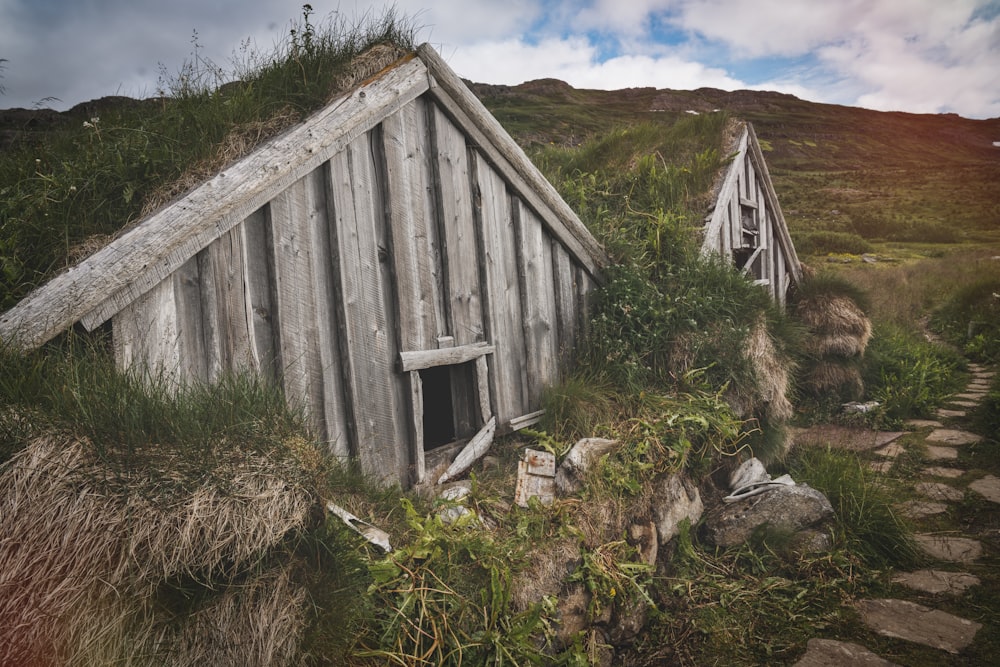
[
  {"x1": 164, "y1": 568, "x2": 307, "y2": 666},
  {"x1": 831, "y1": 248, "x2": 1000, "y2": 326},
  {"x1": 803, "y1": 359, "x2": 864, "y2": 399},
  {"x1": 0, "y1": 433, "x2": 316, "y2": 666},
  {"x1": 737, "y1": 315, "x2": 795, "y2": 423},
  {"x1": 796, "y1": 294, "x2": 872, "y2": 346},
  {"x1": 796, "y1": 288, "x2": 872, "y2": 398}
]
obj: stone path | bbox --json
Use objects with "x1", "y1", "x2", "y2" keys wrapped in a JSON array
[{"x1": 794, "y1": 362, "x2": 994, "y2": 665}]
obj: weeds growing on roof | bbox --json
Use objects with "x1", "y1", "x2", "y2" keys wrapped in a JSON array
[{"x1": 0, "y1": 5, "x2": 416, "y2": 309}]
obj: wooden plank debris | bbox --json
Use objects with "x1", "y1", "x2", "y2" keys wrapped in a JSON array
[
  {"x1": 437, "y1": 417, "x2": 497, "y2": 484},
  {"x1": 514, "y1": 448, "x2": 556, "y2": 507}
]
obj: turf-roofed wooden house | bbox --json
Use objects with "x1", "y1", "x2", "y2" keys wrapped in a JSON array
[
  {"x1": 0, "y1": 44, "x2": 608, "y2": 487},
  {"x1": 702, "y1": 122, "x2": 802, "y2": 305}
]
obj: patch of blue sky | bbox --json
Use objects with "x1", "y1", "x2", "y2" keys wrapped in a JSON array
[
  {"x1": 970, "y1": 0, "x2": 1000, "y2": 22},
  {"x1": 647, "y1": 12, "x2": 690, "y2": 48},
  {"x1": 723, "y1": 53, "x2": 821, "y2": 86}
]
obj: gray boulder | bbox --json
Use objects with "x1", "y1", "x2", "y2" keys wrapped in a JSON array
[
  {"x1": 650, "y1": 473, "x2": 704, "y2": 546},
  {"x1": 701, "y1": 483, "x2": 834, "y2": 548}
]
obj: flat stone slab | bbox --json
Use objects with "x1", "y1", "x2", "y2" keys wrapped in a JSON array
[
  {"x1": 955, "y1": 392, "x2": 987, "y2": 400},
  {"x1": 915, "y1": 534, "x2": 982, "y2": 562},
  {"x1": 923, "y1": 466, "x2": 965, "y2": 479},
  {"x1": 793, "y1": 638, "x2": 899, "y2": 666},
  {"x1": 914, "y1": 481, "x2": 965, "y2": 502},
  {"x1": 969, "y1": 475, "x2": 1000, "y2": 503},
  {"x1": 926, "y1": 429, "x2": 983, "y2": 445},
  {"x1": 925, "y1": 446, "x2": 959, "y2": 461},
  {"x1": 873, "y1": 442, "x2": 906, "y2": 458},
  {"x1": 870, "y1": 461, "x2": 894, "y2": 474},
  {"x1": 905, "y1": 418, "x2": 943, "y2": 429},
  {"x1": 857, "y1": 599, "x2": 981, "y2": 654},
  {"x1": 892, "y1": 569, "x2": 980, "y2": 595},
  {"x1": 896, "y1": 500, "x2": 948, "y2": 518},
  {"x1": 948, "y1": 399, "x2": 980, "y2": 408},
  {"x1": 936, "y1": 408, "x2": 967, "y2": 419},
  {"x1": 790, "y1": 425, "x2": 904, "y2": 452}
]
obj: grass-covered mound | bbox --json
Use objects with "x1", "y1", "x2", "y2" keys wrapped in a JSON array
[
  {"x1": 0, "y1": 6, "x2": 415, "y2": 311},
  {"x1": 0, "y1": 336, "x2": 374, "y2": 665}
]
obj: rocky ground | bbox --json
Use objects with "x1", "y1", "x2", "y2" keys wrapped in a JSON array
[{"x1": 794, "y1": 363, "x2": 998, "y2": 666}]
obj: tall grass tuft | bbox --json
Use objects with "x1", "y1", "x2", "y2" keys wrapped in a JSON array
[
  {"x1": 540, "y1": 371, "x2": 615, "y2": 442},
  {"x1": 789, "y1": 447, "x2": 919, "y2": 569}
]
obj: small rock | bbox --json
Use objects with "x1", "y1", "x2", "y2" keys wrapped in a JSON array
[
  {"x1": 922, "y1": 466, "x2": 964, "y2": 478},
  {"x1": 870, "y1": 461, "x2": 894, "y2": 474},
  {"x1": 895, "y1": 500, "x2": 948, "y2": 519},
  {"x1": 905, "y1": 418, "x2": 943, "y2": 429},
  {"x1": 555, "y1": 438, "x2": 620, "y2": 494},
  {"x1": 607, "y1": 595, "x2": 649, "y2": 647},
  {"x1": 857, "y1": 598, "x2": 981, "y2": 653},
  {"x1": 925, "y1": 446, "x2": 958, "y2": 461},
  {"x1": 892, "y1": 569, "x2": 980, "y2": 595},
  {"x1": 793, "y1": 638, "x2": 900, "y2": 666},
  {"x1": 842, "y1": 400, "x2": 880, "y2": 413},
  {"x1": 790, "y1": 528, "x2": 834, "y2": 554},
  {"x1": 435, "y1": 481, "x2": 474, "y2": 525},
  {"x1": 651, "y1": 473, "x2": 703, "y2": 545},
  {"x1": 873, "y1": 442, "x2": 906, "y2": 458},
  {"x1": 626, "y1": 522, "x2": 658, "y2": 566}
]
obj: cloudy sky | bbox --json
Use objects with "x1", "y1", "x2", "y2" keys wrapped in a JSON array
[{"x1": 1, "y1": 0, "x2": 998, "y2": 118}]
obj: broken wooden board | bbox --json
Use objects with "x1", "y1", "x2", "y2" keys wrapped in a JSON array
[
  {"x1": 437, "y1": 416, "x2": 497, "y2": 485},
  {"x1": 515, "y1": 448, "x2": 556, "y2": 507}
]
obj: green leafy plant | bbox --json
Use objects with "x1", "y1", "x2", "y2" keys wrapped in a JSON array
[
  {"x1": 359, "y1": 498, "x2": 549, "y2": 665},
  {"x1": 863, "y1": 324, "x2": 964, "y2": 424}
]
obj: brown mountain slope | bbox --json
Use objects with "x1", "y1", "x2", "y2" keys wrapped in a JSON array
[{"x1": 470, "y1": 80, "x2": 1000, "y2": 243}]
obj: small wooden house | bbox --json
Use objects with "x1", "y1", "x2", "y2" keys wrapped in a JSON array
[
  {"x1": 702, "y1": 122, "x2": 801, "y2": 305},
  {"x1": 0, "y1": 44, "x2": 607, "y2": 487}
]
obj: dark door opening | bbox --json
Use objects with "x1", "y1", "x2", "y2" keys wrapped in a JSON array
[{"x1": 420, "y1": 365, "x2": 456, "y2": 450}]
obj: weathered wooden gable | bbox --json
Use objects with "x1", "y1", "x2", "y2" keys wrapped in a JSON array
[
  {"x1": 0, "y1": 45, "x2": 607, "y2": 487},
  {"x1": 702, "y1": 123, "x2": 801, "y2": 305}
]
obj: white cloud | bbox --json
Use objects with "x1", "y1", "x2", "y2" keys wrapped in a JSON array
[
  {"x1": 447, "y1": 36, "x2": 744, "y2": 91},
  {"x1": 670, "y1": 0, "x2": 1000, "y2": 117},
  {"x1": 1, "y1": 0, "x2": 997, "y2": 117}
]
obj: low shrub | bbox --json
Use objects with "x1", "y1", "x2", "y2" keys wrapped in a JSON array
[
  {"x1": 863, "y1": 324, "x2": 964, "y2": 425},
  {"x1": 931, "y1": 277, "x2": 1000, "y2": 363},
  {"x1": 793, "y1": 230, "x2": 874, "y2": 256}
]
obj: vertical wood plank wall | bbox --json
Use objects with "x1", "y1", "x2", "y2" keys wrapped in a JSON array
[
  {"x1": 111, "y1": 94, "x2": 598, "y2": 485},
  {"x1": 709, "y1": 145, "x2": 794, "y2": 305}
]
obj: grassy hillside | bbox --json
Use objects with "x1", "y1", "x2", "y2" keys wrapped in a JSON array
[{"x1": 471, "y1": 80, "x2": 1000, "y2": 249}]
